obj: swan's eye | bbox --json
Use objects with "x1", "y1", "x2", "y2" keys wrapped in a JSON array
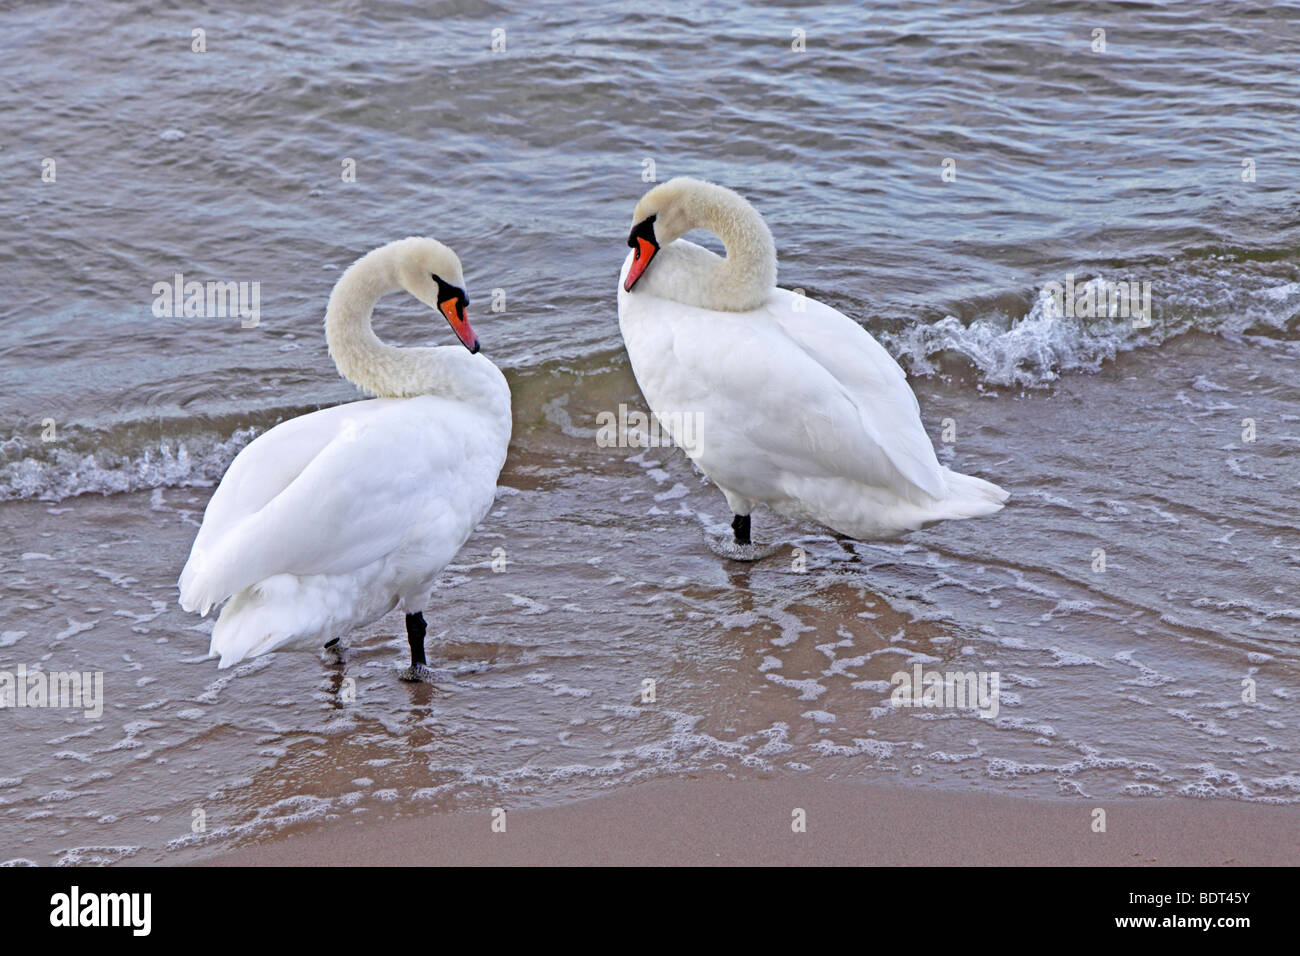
[
  {"x1": 628, "y1": 214, "x2": 658, "y2": 250},
  {"x1": 432, "y1": 274, "x2": 468, "y2": 312},
  {"x1": 623, "y1": 216, "x2": 661, "y2": 293}
]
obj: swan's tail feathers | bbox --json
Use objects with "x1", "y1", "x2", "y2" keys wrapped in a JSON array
[
  {"x1": 939, "y1": 467, "x2": 1010, "y2": 519},
  {"x1": 207, "y1": 576, "x2": 321, "y2": 669},
  {"x1": 177, "y1": 548, "x2": 240, "y2": 618},
  {"x1": 178, "y1": 564, "x2": 221, "y2": 618}
]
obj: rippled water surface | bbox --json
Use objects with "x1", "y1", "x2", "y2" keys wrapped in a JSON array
[{"x1": 1, "y1": 0, "x2": 1298, "y2": 863}]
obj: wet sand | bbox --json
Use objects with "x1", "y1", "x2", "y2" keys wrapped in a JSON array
[{"x1": 203, "y1": 777, "x2": 1296, "y2": 867}]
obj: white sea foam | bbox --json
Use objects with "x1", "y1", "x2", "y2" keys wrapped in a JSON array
[
  {"x1": 54, "y1": 845, "x2": 140, "y2": 866},
  {"x1": 882, "y1": 268, "x2": 1299, "y2": 388},
  {"x1": 0, "y1": 427, "x2": 257, "y2": 503}
]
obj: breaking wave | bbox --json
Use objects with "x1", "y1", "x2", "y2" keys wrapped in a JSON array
[
  {"x1": 882, "y1": 259, "x2": 1299, "y2": 388},
  {"x1": 0, "y1": 425, "x2": 258, "y2": 503}
]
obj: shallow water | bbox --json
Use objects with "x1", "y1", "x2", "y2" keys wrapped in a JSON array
[{"x1": 2, "y1": 0, "x2": 1298, "y2": 863}]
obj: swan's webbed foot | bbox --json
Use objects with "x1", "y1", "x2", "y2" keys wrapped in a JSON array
[
  {"x1": 399, "y1": 662, "x2": 437, "y2": 683},
  {"x1": 724, "y1": 513, "x2": 766, "y2": 560},
  {"x1": 399, "y1": 661, "x2": 489, "y2": 682},
  {"x1": 715, "y1": 541, "x2": 770, "y2": 562},
  {"x1": 397, "y1": 612, "x2": 490, "y2": 681},
  {"x1": 704, "y1": 516, "x2": 780, "y2": 562}
]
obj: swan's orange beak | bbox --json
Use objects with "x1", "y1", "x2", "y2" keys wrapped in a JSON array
[
  {"x1": 624, "y1": 237, "x2": 658, "y2": 292},
  {"x1": 624, "y1": 215, "x2": 659, "y2": 292},
  {"x1": 439, "y1": 294, "x2": 479, "y2": 354}
]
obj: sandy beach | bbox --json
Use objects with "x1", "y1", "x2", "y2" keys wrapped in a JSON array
[{"x1": 203, "y1": 778, "x2": 1297, "y2": 867}]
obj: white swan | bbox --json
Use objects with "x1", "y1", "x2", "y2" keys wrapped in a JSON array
[
  {"x1": 617, "y1": 178, "x2": 1007, "y2": 550},
  {"x1": 178, "y1": 237, "x2": 511, "y2": 679}
]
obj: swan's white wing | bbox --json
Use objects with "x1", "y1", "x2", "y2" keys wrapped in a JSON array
[
  {"x1": 179, "y1": 396, "x2": 492, "y2": 614},
  {"x1": 618, "y1": 260, "x2": 945, "y2": 503},
  {"x1": 188, "y1": 400, "x2": 403, "y2": 562},
  {"x1": 767, "y1": 290, "x2": 946, "y2": 499}
]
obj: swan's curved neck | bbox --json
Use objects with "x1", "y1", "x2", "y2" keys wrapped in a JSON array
[
  {"x1": 324, "y1": 248, "x2": 470, "y2": 402},
  {"x1": 325, "y1": 251, "x2": 403, "y2": 395},
  {"x1": 676, "y1": 185, "x2": 777, "y2": 311}
]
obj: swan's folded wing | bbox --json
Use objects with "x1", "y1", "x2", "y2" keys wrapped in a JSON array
[
  {"x1": 179, "y1": 398, "x2": 460, "y2": 613},
  {"x1": 767, "y1": 292, "x2": 947, "y2": 499},
  {"x1": 188, "y1": 402, "x2": 400, "y2": 560},
  {"x1": 622, "y1": 288, "x2": 946, "y2": 502}
]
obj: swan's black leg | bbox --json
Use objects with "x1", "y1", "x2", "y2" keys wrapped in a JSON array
[
  {"x1": 732, "y1": 514, "x2": 751, "y2": 546},
  {"x1": 406, "y1": 612, "x2": 427, "y2": 668},
  {"x1": 398, "y1": 612, "x2": 432, "y2": 681}
]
